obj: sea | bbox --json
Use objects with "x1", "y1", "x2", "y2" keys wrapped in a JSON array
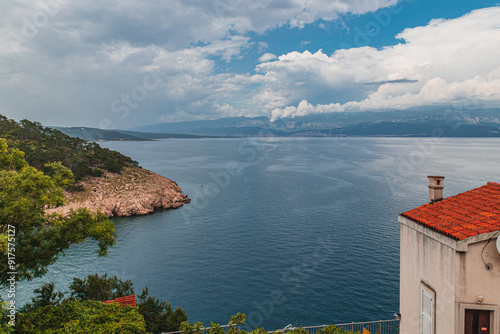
[{"x1": 13, "y1": 137, "x2": 500, "y2": 329}]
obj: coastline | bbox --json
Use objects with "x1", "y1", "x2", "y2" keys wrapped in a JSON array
[{"x1": 46, "y1": 166, "x2": 190, "y2": 217}]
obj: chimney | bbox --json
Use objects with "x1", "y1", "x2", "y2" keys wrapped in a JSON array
[{"x1": 428, "y1": 175, "x2": 445, "y2": 203}]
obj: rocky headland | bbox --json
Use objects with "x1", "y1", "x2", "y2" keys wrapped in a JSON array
[{"x1": 46, "y1": 166, "x2": 190, "y2": 217}]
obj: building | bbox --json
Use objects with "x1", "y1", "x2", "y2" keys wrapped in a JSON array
[{"x1": 399, "y1": 176, "x2": 500, "y2": 334}]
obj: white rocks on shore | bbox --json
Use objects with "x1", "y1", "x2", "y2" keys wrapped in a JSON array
[{"x1": 46, "y1": 166, "x2": 190, "y2": 217}]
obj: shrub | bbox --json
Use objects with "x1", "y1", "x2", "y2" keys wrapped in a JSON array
[{"x1": 17, "y1": 300, "x2": 147, "y2": 334}]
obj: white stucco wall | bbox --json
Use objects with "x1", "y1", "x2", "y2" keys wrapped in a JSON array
[
  {"x1": 455, "y1": 240, "x2": 500, "y2": 304},
  {"x1": 400, "y1": 215, "x2": 500, "y2": 334},
  {"x1": 400, "y1": 216, "x2": 457, "y2": 334},
  {"x1": 455, "y1": 240, "x2": 500, "y2": 333}
]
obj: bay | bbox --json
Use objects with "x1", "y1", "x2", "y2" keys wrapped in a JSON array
[{"x1": 14, "y1": 137, "x2": 500, "y2": 329}]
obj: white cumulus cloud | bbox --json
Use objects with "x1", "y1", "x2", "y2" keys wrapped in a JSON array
[
  {"x1": 266, "y1": 6, "x2": 500, "y2": 120},
  {"x1": 258, "y1": 53, "x2": 278, "y2": 63},
  {"x1": 0, "y1": 0, "x2": 398, "y2": 126}
]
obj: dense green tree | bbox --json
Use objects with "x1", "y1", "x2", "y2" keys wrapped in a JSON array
[
  {"x1": 70, "y1": 274, "x2": 187, "y2": 333},
  {"x1": 22, "y1": 274, "x2": 187, "y2": 334},
  {"x1": 67, "y1": 274, "x2": 187, "y2": 334},
  {"x1": 69, "y1": 273, "x2": 134, "y2": 302},
  {"x1": 16, "y1": 300, "x2": 146, "y2": 333},
  {"x1": 0, "y1": 139, "x2": 116, "y2": 287},
  {"x1": 137, "y1": 287, "x2": 188, "y2": 334},
  {"x1": 0, "y1": 301, "x2": 15, "y2": 333},
  {"x1": 19, "y1": 283, "x2": 65, "y2": 312},
  {"x1": 0, "y1": 115, "x2": 138, "y2": 180}
]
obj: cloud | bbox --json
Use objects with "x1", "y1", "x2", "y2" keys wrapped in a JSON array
[
  {"x1": 266, "y1": 6, "x2": 500, "y2": 120},
  {"x1": 0, "y1": 0, "x2": 398, "y2": 126},
  {"x1": 4, "y1": 2, "x2": 499, "y2": 127},
  {"x1": 0, "y1": 0, "x2": 398, "y2": 54},
  {"x1": 258, "y1": 53, "x2": 278, "y2": 63},
  {"x1": 361, "y1": 79, "x2": 419, "y2": 85}
]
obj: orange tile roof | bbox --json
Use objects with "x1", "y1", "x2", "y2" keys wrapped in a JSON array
[
  {"x1": 401, "y1": 182, "x2": 500, "y2": 240},
  {"x1": 103, "y1": 294, "x2": 137, "y2": 307}
]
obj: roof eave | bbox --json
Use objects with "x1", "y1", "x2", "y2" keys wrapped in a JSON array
[{"x1": 399, "y1": 215, "x2": 468, "y2": 252}]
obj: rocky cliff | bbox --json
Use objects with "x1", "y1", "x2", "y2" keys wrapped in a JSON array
[{"x1": 46, "y1": 166, "x2": 190, "y2": 217}]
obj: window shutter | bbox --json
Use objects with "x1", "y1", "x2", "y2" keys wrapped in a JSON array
[{"x1": 421, "y1": 286, "x2": 434, "y2": 334}]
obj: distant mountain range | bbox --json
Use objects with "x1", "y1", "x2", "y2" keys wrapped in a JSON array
[
  {"x1": 52, "y1": 127, "x2": 217, "y2": 141},
  {"x1": 54, "y1": 109, "x2": 500, "y2": 140},
  {"x1": 129, "y1": 109, "x2": 500, "y2": 137}
]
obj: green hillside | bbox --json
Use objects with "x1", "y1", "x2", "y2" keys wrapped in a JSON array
[
  {"x1": 54, "y1": 126, "x2": 215, "y2": 141},
  {"x1": 0, "y1": 115, "x2": 138, "y2": 180},
  {"x1": 53, "y1": 127, "x2": 149, "y2": 141}
]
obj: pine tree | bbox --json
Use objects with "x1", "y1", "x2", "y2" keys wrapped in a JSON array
[{"x1": 0, "y1": 139, "x2": 116, "y2": 287}]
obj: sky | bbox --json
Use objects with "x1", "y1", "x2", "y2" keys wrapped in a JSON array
[{"x1": 1, "y1": 0, "x2": 500, "y2": 129}]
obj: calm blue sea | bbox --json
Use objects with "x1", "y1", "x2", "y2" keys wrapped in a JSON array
[{"x1": 13, "y1": 137, "x2": 500, "y2": 329}]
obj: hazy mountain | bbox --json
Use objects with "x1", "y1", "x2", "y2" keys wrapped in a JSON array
[
  {"x1": 131, "y1": 117, "x2": 271, "y2": 135},
  {"x1": 52, "y1": 127, "x2": 214, "y2": 141},
  {"x1": 130, "y1": 109, "x2": 500, "y2": 137}
]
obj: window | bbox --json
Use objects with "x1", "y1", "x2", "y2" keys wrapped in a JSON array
[{"x1": 421, "y1": 285, "x2": 434, "y2": 334}]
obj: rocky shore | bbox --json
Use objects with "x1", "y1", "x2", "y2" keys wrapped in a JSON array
[{"x1": 46, "y1": 166, "x2": 190, "y2": 217}]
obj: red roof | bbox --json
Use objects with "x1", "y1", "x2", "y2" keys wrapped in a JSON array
[
  {"x1": 400, "y1": 182, "x2": 500, "y2": 240},
  {"x1": 104, "y1": 294, "x2": 137, "y2": 307}
]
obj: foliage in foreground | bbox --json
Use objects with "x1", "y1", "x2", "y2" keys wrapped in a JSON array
[
  {"x1": 0, "y1": 301, "x2": 15, "y2": 334},
  {"x1": 16, "y1": 300, "x2": 146, "y2": 334},
  {"x1": 137, "y1": 287, "x2": 188, "y2": 334},
  {"x1": 181, "y1": 314, "x2": 364, "y2": 334},
  {"x1": 0, "y1": 140, "x2": 116, "y2": 287},
  {"x1": 18, "y1": 274, "x2": 187, "y2": 334},
  {"x1": 15, "y1": 281, "x2": 369, "y2": 334},
  {"x1": 69, "y1": 273, "x2": 135, "y2": 302}
]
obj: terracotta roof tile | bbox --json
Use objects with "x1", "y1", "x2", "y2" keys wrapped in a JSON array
[
  {"x1": 401, "y1": 182, "x2": 500, "y2": 240},
  {"x1": 103, "y1": 294, "x2": 137, "y2": 307}
]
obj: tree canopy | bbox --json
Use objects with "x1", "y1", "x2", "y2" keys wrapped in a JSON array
[
  {"x1": 0, "y1": 139, "x2": 116, "y2": 286},
  {"x1": 0, "y1": 115, "x2": 138, "y2": 180},
  {"x1": 19, "y1": 273, "x2": 188, "y2": 334},
  {"x1": 17, "y1": 300, "x2": 147, "y2": 334}
]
